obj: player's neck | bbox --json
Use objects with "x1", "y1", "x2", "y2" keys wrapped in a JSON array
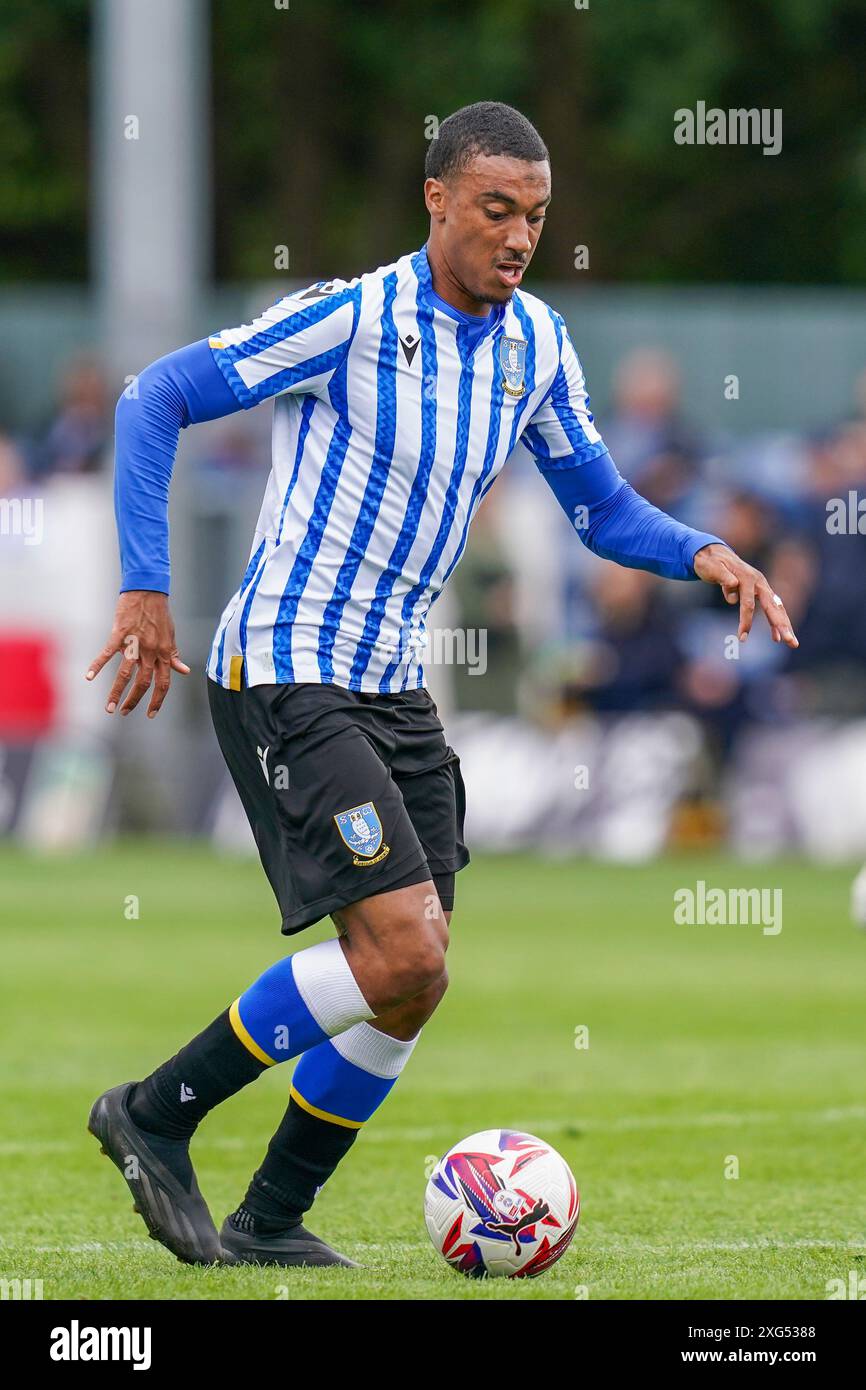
[{"x1": 425, "y1": 241, "x2": 492, "y2": 319}]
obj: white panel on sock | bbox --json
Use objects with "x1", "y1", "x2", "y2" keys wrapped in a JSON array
[
  {"x1": 290, "y1": 938, "x2": 375, "y2": 1035},
  {"x1": 330, "y1": 1021, "x2": 419, "y2": 1079}
]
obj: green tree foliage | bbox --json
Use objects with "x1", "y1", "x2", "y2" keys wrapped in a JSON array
[
  {"x1": 214, "y1": 0, "x2": 866, "y2": 283},
  {"x1": 210, "y1": 0, "x2": 866, "y2": 284},
  {"x1": 0, "y1": 0, "x2": 90, "y2": 280},
  {"x1": 2, "y1": 0, "x2": 864, "y2": 283}
]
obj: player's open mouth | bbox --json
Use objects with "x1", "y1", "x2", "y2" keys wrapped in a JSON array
[{"x1": 495, "y1": 262, "x2": 524, "y2": 288}]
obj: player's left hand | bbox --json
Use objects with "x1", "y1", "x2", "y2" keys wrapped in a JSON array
[
  {"x1": 693, "y1": 543, "x2": 799, "y2": 648},
  {"x1": 84, "y1": 591, "x2": 190, "y2": 718}
]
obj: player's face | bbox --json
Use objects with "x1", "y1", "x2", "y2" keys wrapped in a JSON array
[{"x1": 425, "y1": 153, "x2": 551, "y2": 308}]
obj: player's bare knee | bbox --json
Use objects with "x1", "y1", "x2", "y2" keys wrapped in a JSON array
[
  {"x1": 385, "y1": 927, "x2": 447, "y2": 1004},
  {"x1": 334, "y1": 881, "x2": 450, "y2": 1009},
  {"x1": 410, "y1": 966, "x2": 449, "y2": 1010},
  {"x1": 424, "y1": 967, "x2": 449, "y2": 1011},
  {"x1": 394, "y1": 970, "x2": 449, "y2": 1030}
]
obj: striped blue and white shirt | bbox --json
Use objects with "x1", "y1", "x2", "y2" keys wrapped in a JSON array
[{"x1": 204, "y1": 243, "x2": 608, "y2": 693}]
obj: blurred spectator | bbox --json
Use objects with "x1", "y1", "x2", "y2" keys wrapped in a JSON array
[
  {"x1": 29, "y1": 356, "x2": 111, "y2": 480},
  {"x1": 193, "y1": 424, "x2": 261, "y2": 484},
  {"x1": 603, "y1": 347, "x2": 703, "y2": 512},
  {"x1": 568, "y1": 567, "x2": 682, "y2": 714},
  {"x1": 450, "y1": 491, "x2": 521, "y2": 712},
  {"x1": 0, "y1": 433, "x2": 28, "y2": 497},
  {"x1": 789, "y1": 423, "x2": 866, "y2": 709}
]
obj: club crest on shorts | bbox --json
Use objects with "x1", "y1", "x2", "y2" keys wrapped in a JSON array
[
  {"x1": 334, "y1": 801, "x2": 389, "y2": 865},
  {"x1": 499, "y1": 336, "x2": 527, "y2": 397}
]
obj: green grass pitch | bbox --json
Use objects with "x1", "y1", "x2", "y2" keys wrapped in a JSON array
[{"x1": 1, "y1": 843, "x2": 864, "y2": 1300}]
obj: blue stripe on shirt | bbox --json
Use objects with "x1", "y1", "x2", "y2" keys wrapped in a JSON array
[
  {"x1": 272, "y1": 296, "x2": 361, "y2": 682},
  {"x1": 349, "y1": 250, "x2": 439, "y2": 688},
  {"x1": 380, "y1": 321, "x2": 477, "y2": 691},
  {"x1": 316, "y1": 271, "x2": 400, "y2": 682}
]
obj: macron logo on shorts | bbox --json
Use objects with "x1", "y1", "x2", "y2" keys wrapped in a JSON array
[{"x1": 256, "y1": 745, "x2": 270, "y2": 785}]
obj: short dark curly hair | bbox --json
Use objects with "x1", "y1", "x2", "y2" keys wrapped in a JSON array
[{"x1": 425, "y1": 101, "x2": 549, "y2": 182}]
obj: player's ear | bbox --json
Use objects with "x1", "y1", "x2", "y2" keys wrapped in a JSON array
[{"x1": 424, "y1": 177, "x2": 447, "y2": 221}]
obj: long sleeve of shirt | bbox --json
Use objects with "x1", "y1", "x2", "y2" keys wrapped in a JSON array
[
  {"x1": 537, "y1": 448, "x2": 725, "y2": 580},
  {"x1": 114, "y1": 281, "x2": 358, "y2": 594},
  {"x1": 113, "y1": 338, "x2": 243, "y2": 593}
]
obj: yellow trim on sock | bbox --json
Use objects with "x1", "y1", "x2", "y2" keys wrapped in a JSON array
[
  {"x1": 229, "y1": 998, "x2": 276, "y2": 1067},
  {"x1": 228, "y1": 655, "x2": 243, "y2": 691},
  {"x1": 290, "y1": 1084, "x2": 364, "y2": 1129}
]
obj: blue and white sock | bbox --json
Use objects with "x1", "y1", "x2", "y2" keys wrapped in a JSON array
[
  {"x1": 229, "y1": 938, "x2": 376, "y2": 1066},
  {"x1": 290, "y1": 1021, "x2": 419, "y2": 1127}
]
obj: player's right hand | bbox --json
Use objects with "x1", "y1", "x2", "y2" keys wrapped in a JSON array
[{"x1": 85, "y1": 591, "x2": 190, "y2": 719}]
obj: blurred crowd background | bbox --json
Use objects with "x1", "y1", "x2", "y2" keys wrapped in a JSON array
[{"x1": 2, "y1": 0, "x2": 865, "y2": 860}]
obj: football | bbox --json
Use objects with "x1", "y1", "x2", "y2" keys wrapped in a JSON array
[{"x1": 424, "y1": 1128, "x2": 580, "y2": 1278}]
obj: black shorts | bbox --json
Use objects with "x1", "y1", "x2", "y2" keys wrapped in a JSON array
[{"x1": 207, "y1": 677, "x2": 469, "y2": 934}]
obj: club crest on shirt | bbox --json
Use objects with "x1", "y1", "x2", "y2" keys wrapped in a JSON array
[
  {"x1": 334, "y1": 802, "x2": 390, "y2": 866},
  {"x1": 499, "y1": 336, "x2": 527, "y2": 397}
]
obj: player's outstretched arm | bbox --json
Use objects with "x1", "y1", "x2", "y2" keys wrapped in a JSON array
[
  {"x1": 537, "y1": 453, "x2": 798, "y2": 650},
  {"x1": 86, "y1": 339, "x2": 242, "y2": 718},
  {"x1": 522, "y1": 316, "x2": 797, "y2": 650}
]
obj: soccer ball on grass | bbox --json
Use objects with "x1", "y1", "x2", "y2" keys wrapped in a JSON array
[{"x1": 424, "y1": 1128, "x2": 579, "y2": 1278}]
